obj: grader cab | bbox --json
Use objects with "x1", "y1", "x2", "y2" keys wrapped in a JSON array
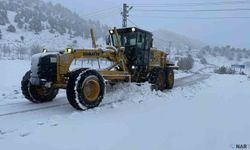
[
  {"x1": 21, "y1": 27, "x2": 178, "y2": 110},
  {"x1": 109, "y1": 27, "x2": 153, "y2": 70}
]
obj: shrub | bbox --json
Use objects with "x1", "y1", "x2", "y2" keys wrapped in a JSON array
[
  {"x1": 196, "y1": 52, "x2": 203, "y2": 59},
  {"x1": 200, "y1": 57, "x2": 207, "y2": 64},
  {"x1": 239, "y1": 72, "x2": 246, "y2": 75},
  {"x1": 214, "y1": 66, "x2": 236, "y2": 74},
  {"x1": 7, "y1": 24, "x2": 16, "y2": 32}
]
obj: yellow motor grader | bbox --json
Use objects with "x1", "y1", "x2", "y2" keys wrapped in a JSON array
[{"x1": 21, "y1": 27, "x2": 178, "y2": 110}]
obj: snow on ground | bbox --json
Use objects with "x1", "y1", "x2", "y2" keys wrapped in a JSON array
[
  {"x1": 205, "y1": 55, "x2": 250, "y2": 74},
  {"x1": 174, "y1": 70, "x2": 192, "y2": 79},
  {"x1": 206, "y1": 55, "x2": 248, "y2": 67},
  {"x1": 0, "y1": 60, "x2": 249, "y2": 150},
  {"x1": 0, "y1": 60, "x2": 30, "y2": 104}
]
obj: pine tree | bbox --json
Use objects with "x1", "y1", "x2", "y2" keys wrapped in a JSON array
[
  {"x1": 0, "y1": 29, "x2": 2, "y2": 39},
  {"x1": 7, "y1": 24, "x2": 16, "y2": 32},
  {"x1": 49, "y1": 28, "x2": 55, "y2": 34},
  {"x1": 17, "y1": 21, "x2": 24, "y2": 29},
  {"x1": 20, "y1": 36, "x2": 24, "y2": 42},
  {"x1": 0, "y1": 9, "x2": 9, "y2": 25},
  {"x1": 24, "y1": 25, "x2": 28, "y2": 31},
  {"x1": 29, "y1": 17, "x2": 43, "y2": 33}
]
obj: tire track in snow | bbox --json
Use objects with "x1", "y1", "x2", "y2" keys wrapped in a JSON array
[
  {"x1": 175, "y1": 73, "x2": 211, "y2": 87},
  {"x1": 0, "y1": 103, "x2": 69, "y2": 117},
  {"x1": 0, "y1": 99, "x2": 128, "y2": 117}
]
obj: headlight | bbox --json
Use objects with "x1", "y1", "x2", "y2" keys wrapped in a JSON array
[
  {"x1": 131, "y1": 27, "x2": 136, "y2": 32},
  {"x1": 65, "y1": 48, "x2": 74, "y2": 53},
  {"x1": 109, "y1": 30, "x2": 114, "y2": 34},
  {"x1": 42, "y1": 49, "x2": 48, "y2": 53}
]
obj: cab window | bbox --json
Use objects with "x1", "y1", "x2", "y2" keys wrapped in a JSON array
[
  {"x1": 112, "y1": 33, "x2": 137, "y2": 47},
  {"x1": 137, "y1": 32, "x2": 145, "y2": 49}
]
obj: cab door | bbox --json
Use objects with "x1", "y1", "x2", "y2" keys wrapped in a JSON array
[
  {"x1": 136, "y1": 32, "x2": 147, "y2": 66},
  {"x1": 136, "y1": 32, "x2": 151, "y2": 67}
]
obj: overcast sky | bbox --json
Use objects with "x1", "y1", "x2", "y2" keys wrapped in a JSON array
[{"x1": 44, "y1": 0, "x2": 250, "y2": 48}]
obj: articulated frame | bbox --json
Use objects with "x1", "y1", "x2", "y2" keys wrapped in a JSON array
[{"x1": 53, "y1": 47, "x2": 131, "y2": 88}]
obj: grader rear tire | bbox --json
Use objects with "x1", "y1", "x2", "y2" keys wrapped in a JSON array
[
  {"x1": 21, "y1": 70, "x2": 59, "y2": 103},
  {"x1": 66, "y1": 69, "x2": 105, "y2": 110},
  {"x1": 165, "y1": 69, "x2": 174, "y2": 89}
]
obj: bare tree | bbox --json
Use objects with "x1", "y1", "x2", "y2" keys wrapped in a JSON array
[
  {"x1": 237, "y1": 53, "x2": 243, "y2": 61},
  {"x1": 30, "y1": 44, "x2": 42, "y2": 56},
  {"x1": 0, "y1": 29, "x2": 2, "y2": 40},
  {"x1": 2, "y1": 44, "x2": 11, "y2": 57},
  {"x1": 16, "y1": 46, "x2": 29, "y2": 60},
  {"x1": 0, "y1": 44, "x2": 2, "y2": 59},
  {"x1": 177, "y1": 55, "x2": 194, "y2": 71}
]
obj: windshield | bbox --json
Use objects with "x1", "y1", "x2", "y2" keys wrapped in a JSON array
[{"x1": 111, "y1": 32, "x2": 137, "y2": 47}]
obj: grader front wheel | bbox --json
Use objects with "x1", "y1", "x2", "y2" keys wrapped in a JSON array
[
  {"x1": 66, "y1": 69, "x2": 105, "y2": 110},
  {"x1": 21, "y1": 70, "x2": 59, "y2": 103},
  {"x1": 82, "y1": 76, "x2": 101, "y2": 102}
]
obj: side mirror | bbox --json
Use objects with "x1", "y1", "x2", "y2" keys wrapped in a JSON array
[{"x1": 106, "y1": 35, "x2": 111, "y2": 45}]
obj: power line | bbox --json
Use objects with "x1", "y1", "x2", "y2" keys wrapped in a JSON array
[
  {"x1": 87, "y1": 9, "x2": 120, "y2": 19},
  {"x1": 134, "y1": 8, "x2": 250, "y2": 12},
  {"x1": 132, "y1": 1, "x2": 250, "y2": 7},
  {"x1": 132, "y1": 16, "x2": 250, "y2": 20},
  {"x1": 128, "y1": 19, "x2": 138, "y2": 27},
  {"x1": 82, "y1": 6, "x2": 120, "y2": 17}
]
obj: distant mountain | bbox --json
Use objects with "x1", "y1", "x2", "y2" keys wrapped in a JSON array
[{"x1": 153, "y1": 29, "x2": 206, "y2": 51}]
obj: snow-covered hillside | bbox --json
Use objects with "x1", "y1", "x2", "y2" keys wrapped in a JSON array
[
  {"x1": 194, "y1": 46, "x2": 250, "y2": 74},
  {"x1": 0, "y1": 0, "x2": 107, "y2": 55},
  {"x1": 0, "y1": 59, "x2": 249, "y2": 150},
  {"x1": 0, "y1": 12, "x2": 105, "y2": 51}
]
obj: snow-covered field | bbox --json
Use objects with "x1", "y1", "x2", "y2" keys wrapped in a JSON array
[
  {"x1": 205, "y1": 55, "x2": 250, "y2": 75},
  {"x1": 0, "y1": 60, "x2": 249, "y2": 150}
]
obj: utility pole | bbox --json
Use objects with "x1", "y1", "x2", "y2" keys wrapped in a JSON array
[
  {"x1": 121, "y1": 3, "x2": 133, "y2": 28},
  {"x1": 168, "y1": 41, "x2": 172, "y2": 60},
  {"x1": 168, "y1": 41, "x2": 172, "y2": 54}
]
